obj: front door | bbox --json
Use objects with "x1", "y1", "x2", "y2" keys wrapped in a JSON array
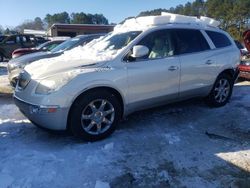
[{"x1": 125, "y1": 29, "x2": 180, "y2": 110}]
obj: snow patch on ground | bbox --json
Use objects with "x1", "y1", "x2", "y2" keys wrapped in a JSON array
[
  {"x1": 95, "y1": 180, "x2": 110, "y2": 188},
  {"x1": 164, "y1": 133, "x2": 181, "y2": 144},
  {"x1": 0, "y1": 104, "x2": 23, "y2": 120},
  {"x1": 0, "y1": 82, "x2": 249, "y2": 187},
  {"x1": 0, "y1": 174, "x2": 14, "y2": 188},
  {"x1": 103, "y1": 142, "x2": 114, "y2": 151}
]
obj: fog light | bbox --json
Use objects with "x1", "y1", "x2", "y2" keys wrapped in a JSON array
[
  {"x1": 29, "y1": 105, "x2": 59, "y2": 114},
  {"x1": 29, "y1": 106, "x2": 41, "y2": 114}
]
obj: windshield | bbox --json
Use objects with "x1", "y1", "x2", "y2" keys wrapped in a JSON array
[
  {"x1": 37, "y1": 41, "x2": 50, "y2": 49},
  {"x1": 90, "y1": 31, "x2": 141, "y2": 52},
  {"x1": 50, "y1": 37, "x2": 80, "y2": 53},
  {"x1": 31, "y1": 31, "x2": 142, "y2": 66}
]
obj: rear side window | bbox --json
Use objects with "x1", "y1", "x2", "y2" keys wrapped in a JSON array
[
  {"x1": 21, "y1": 36, "x2": 27, "y2": 43},
  {"x1": 206, "y1": 31, "x2": 231, "y2": 48},
  {"x1": 174, "y1": 29, "x2": 210, "y2": 55}
]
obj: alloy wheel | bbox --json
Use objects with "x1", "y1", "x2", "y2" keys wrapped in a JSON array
[
  {"x1": 81, "y1": 99, "x2": 115, "y2": 135},
  {"x1": 214, "y1": 78, "x2": 231, "y2": 103}
]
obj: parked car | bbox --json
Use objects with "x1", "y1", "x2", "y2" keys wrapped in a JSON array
[
  {"x1": 34, "y1": 36, "x2": 49, "y2": 45},
  {"x1": 13, "y1": 13, "x2": 240, "y2": 141},
  {"x1": 0, "y1": 34, "x2": 38, "y2": 61},
  {"x1": 8, "y1": 34, "x2": 103, "y2": 87},
  {"x1": 0, "y1": 35, "x2": 8, "y2": 43},
  {"x1": 237, "y1": 30, "x2": 250, "y2": 80},
  {"x1": 12, "y1": 40, "x2": 66, "y2": 58},
  {"x1": 234, "y1": 40, "x2": 249, "y2": 59},
  {"x1": 238, "y1": 60, "x2": 250, "y2": 80}
]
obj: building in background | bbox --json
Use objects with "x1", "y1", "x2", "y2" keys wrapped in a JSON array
[
  {"x1": 48, "y1": 24, "x2": 114, "y2": 37},
  {"x1": 23, "y1": 29, "x2": 47, "y2": 37}
]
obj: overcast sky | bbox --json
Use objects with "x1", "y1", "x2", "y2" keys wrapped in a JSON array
[{"x1": 0, "y1": 0, "x2": 194, "y2": 28}]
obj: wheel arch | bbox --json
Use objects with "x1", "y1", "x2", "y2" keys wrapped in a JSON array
[
  {"x1": 67, "y1": 86, "x2": 125, "y2": 130},
  {"x1": 218, "y1": 68, "x2": 235, "y2": 79},
  {"x1": 207, "y1": 68, "x2": 236, "y2": 98}
]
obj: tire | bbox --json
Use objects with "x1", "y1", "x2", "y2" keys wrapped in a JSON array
[
  {"x1": 69, "y1": 90, "x2": 122, "y2": 141},
  {"x1": 206, "y1": 73, "x2": 234, "y2": 107}
]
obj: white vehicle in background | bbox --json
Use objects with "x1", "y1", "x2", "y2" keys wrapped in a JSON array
[
  {"x1": 8, "y1": 34, "x2": 103, "y2": 87},
  {"x1": 14, "y1": 13, "x2": 240, "y2": 141}
]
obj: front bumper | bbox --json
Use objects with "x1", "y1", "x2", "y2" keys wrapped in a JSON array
[
  {"x1": 238, "y1": 64, "x2": 250, "y2": 80},
  {"x1": 14, "y1": 95, "x2": 69, "y2": 130},
  {"x1": 239, "y1": 71, "x2": 250, "y2": 80}
]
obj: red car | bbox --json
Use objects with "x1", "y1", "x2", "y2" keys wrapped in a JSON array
[
  {"x1": 238, "y1": 61, "x2": 250, "y2": 80},
  {"x1": 12, "y1": 40, "x2": 65, "y2": 58},
  {"x1": 238, "y1": 30, "x2": 250, "y2": 80}
]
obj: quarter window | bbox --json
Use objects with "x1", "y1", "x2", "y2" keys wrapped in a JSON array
[
  {"x1": 174, "y1": 29, "x2": 210, "y2": 55},
  {"x1": 206, "y1": 31, "x2": 231, "y2": 48}
]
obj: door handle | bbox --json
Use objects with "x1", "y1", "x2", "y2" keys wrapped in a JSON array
[
  {"x1": 205, "y1": 60, "x2": 213, "y2": 65},
  {"x1": 168, "y1": 66, "x2": 179, "y2": 71}
]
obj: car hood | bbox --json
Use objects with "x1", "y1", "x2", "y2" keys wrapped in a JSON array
[
  {"x1": 9, "y1": 51, "x2": 61, "y2": 66},
  {"x1": 25, "y1": 58, "x2": 108, "y2": 79}
]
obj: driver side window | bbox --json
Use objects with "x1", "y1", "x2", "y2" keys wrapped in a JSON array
[
  {"x1": 5, "y1": 36, "x2": 17, "y2": 44},
  {"x1": 136, "y1": 29, "x2": 175, "y2": 60}
]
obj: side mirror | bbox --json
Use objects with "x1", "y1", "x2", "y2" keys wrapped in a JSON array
[{"x1": 131, "y1": 45, "x2": 149, "y2": 58}]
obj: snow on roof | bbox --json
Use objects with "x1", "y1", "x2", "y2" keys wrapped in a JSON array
[{"x1": 114, "y1": 12, "x2": 220, "y2": 32}]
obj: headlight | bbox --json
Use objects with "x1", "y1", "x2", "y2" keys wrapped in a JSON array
[
  {"x1": 35, "y1": 71, "x2": 77, "y2": 95},
  {"x1": 8, "y1": 62, "x2": 22, "y2": 71}
]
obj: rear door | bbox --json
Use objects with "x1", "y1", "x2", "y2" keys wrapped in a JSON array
[
  {"x1": 174, "y1": 29, "x2": 217, "y2": 98},
  {"x1": 125, "y1": 29, "x2": 180, "y2": 110},
  {"x1": 21, "y1": 35, "x2": 37, "y2": 48}
]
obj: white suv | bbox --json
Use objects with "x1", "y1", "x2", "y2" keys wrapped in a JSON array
[{"x1": 14, "y1": 13, "x2": 240, "y2": 141}]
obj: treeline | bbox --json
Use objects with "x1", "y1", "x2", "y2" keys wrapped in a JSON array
[
  {"x1": 137, "y1": 0, "x2": 250, "y2": 41},
  {"x1": 45, "y1": 12, "x2": 109, "y2": 27},
  {"x1": 0, "y1": 11, "x2": 109, "y2": 34},
  {"x1": 1, "y1": 0, "x2": 250, "y2": 40}
]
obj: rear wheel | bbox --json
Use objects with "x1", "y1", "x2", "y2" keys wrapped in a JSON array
[
  {"x1": 69, "y1": 90, "x2": 122, "y2": 141},
  {"x1": 206, "y1": 73, "x2": 233, "y2": 107}
]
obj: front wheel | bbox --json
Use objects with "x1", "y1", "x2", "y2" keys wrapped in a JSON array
[
  {"x1": 206, "y1": 73, "x2": 233, "y2": 107},
  {"x1": 69, "y1": 90, "x2": 122, "y2": 141}
]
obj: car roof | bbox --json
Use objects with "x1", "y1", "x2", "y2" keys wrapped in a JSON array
[
  {"x1": 115, "y1": 13, "x2": 223, "y2": 34},
  {"x1": 76, "y1": 33, "x2": 105, "y2": 39},
  {"x1": 149, "y1": 22, "x2": 222, "y2": 32}
]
